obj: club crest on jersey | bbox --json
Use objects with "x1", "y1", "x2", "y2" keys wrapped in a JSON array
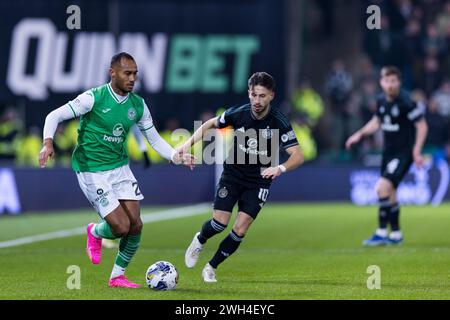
[
  {"x1": 113, "y1": 123, "x2": 124, "y2": 137},
  {"x1": 391, "y1": 105, "x2": 399, "y2": 117},
  {"x1": 261, "y1": 128, "x2": 273, "y2": 139},
  {"x1": 128, "y1": 108, "x2": 136, "y2": 120}
]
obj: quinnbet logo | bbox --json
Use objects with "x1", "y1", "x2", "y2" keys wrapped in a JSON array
[{"x1": 7, "y1": 18, "x2": 260, "y2": 100}]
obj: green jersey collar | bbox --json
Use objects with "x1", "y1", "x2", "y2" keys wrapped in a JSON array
[{"x1": 107, "y1": 83, "x2": 129, "y2": 104}]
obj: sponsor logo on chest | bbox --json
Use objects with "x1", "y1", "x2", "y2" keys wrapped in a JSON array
[{"x1": 103, "y1": 123, "x2": 125, "y2": 143}]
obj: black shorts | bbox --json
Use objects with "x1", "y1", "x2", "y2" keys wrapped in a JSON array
[
  {"x1": 213, "y1": 177, "x2": 270, "y2": 219},
  {"x1": 381, "y1": 152, "x2": 413, "y2": 188}
]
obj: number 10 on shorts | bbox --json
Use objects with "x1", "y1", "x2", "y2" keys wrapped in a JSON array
[{"x1": 258, "y1": 188, "x2": 269, "y2": 202}]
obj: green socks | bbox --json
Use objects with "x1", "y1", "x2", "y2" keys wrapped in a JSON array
[
  {"x1": 115, "y1": 233, "x2": 141, "y2": 269},
  {"x1": 92, "y1": 221, "x2": 117, "y2": 240},
  {"x1": 92, "y1": 222, "x2": 142, "y2": 278}
]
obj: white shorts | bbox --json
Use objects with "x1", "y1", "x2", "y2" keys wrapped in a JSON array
[{"x1": 76, "y1": 164, "x2": 144, "y2": 218}]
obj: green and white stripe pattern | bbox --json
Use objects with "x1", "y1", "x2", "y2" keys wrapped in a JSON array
[{"x1": 116, "y1": 233, "x2": 141, "y2": 268}]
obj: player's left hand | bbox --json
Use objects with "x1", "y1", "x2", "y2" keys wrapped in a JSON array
[
  {"x1": 413, "y1": 149, "x2": 425, "y2": 168},
  {"x1": 261, "y1": 166, "x2": 282, "y2": 180}
]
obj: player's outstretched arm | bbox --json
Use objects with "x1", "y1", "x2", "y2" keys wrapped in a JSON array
[
  {"x1": 39, "y1": 107, "x2": 73, "y2": 168},
  {"x1": 138, "y1": 102, "x2": 196, "y2": 169},
  {"x1": 141, "y1": 125, "x2": 196, "y2": 170},
  {"x1": 39, "y1": 91, "x2": 94, "y2": 168},
  {"x1": 413, "y1": 118, "x2": 428, "y2": 168},
  {"x1": 345, "y1": 116, "x2": 380, "y2": 150},
  {"x1": 177, "y1": 117, "x2": 219, "y2": 154},
  {"x1": 261, "y1": 145, "x2": 304, "y2": 180},
  {"x1": 39, "y1": 107, "x2": 78, "y2": 168}
]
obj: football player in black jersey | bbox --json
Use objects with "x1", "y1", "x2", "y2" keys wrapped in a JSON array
[
  {"x1": 178, "y1": 72, "x2": 304, "y2": 282},
  {"x1": 346, "y1": 66, "x2": 428, "y2": 246}
]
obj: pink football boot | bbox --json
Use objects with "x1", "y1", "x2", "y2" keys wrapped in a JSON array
[
  {"x1": 108, "y1": 275, "x2": 141, "y2": 288},
  {"x1": 86, "y1": 223, "x2": 102, "y2": 264}
]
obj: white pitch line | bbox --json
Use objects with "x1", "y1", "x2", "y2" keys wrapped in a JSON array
[{"x1": 0, "y1": 203, "x2": 210, "y2": 249}]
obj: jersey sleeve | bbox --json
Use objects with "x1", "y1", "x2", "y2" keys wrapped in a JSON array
[
  {"x1": 279, "y1": 122, "x2": 299, "y2": 150},
  {"x1": 66, "y1": 90, "x2": 95, "y2": 117},
  {"x1": 131, "y1": 124, "x2": 148, "y2": 152},
  {"x1": 42, "y1": 90, "x2": 94, "y2": 140},
  {"x1": 136, "y1": 101, "x2": 155, "y2": 131},
  {"x1": 406, "y1": 99, "x2": 425, "y2": 122},
  {"x1": 137, "y1": 101, "x2": 175, "y2": 161},
  {"x1": 217, "y1": 107, "x2": 237, "y2": 129},
  {"x1": 374, "y1": 96, "x2": 383, "y2": 119}
]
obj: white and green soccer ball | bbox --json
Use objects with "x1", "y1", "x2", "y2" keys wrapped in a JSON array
[{"x1": 146, "y1": 261, "x2": 179, "y2": 290}]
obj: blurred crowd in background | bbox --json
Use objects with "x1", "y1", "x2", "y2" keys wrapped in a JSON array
[{"x1": 1, "y1": 0, "x2": 449, "y2": 168}]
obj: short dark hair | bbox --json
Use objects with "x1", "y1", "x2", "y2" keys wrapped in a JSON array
[
  {"x1": 381, "y1": 66, "x2": 401, "y2": 79},
  {"x1": 110, "y1": 52, "x2": 135, "y2": 68},
  {"x1": 248, "y1": 72, "x2": 275, "y2": 91}
]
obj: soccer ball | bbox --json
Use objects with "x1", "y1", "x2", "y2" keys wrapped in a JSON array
[{"x1": 146, "y1": 261, "x2": 179, "y2": 290}]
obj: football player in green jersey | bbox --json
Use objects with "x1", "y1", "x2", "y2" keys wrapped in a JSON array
[{"x1": 39, "y1": 52, "x2": 195, "y2": 288}]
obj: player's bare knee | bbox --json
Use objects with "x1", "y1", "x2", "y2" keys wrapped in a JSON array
[
  {"x1": 213, "y1": 210, "x2": 231, "y2": 226},
  {"x1": 376, "y1": 182, "x2": 391, "y2": 198},
  {"x1": 376, "y1": 186, "x2": 388, "y2": 198},
  {"x1": 232, "y1": 221, "x2": 250, "y2": 237},
  {"x1": 129, "y1": 219, "x2": 143, "y2": 235},
  {"x1": 111, "y1": 220, "x2": 130, "y2": 238},
  {"x1": 232, "y1": 227, "x2": 247, "y2": 237}
]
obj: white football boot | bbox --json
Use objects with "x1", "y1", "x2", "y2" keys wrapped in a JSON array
[
  {"x1": 185, "y1": 232, "x2": 204, "y2": 268},
  {"x1": 202, "y1": 263, "x2": 217, "y2": 283}
]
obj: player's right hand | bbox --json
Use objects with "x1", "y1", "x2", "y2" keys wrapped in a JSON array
[
  {"x1": 39, "y1": 139, "x2": 55, "y2": 168},
  {"x1": 172, "y1": 151, "x2": 196, "y2": 170},
  {"x1": 345, "y1": 132, "x2": 362, "y2": 150}
]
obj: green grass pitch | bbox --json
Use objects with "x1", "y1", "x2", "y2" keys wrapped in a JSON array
[{"x1": 0, "y1": 203, "x2": 450, "y2": 300}]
